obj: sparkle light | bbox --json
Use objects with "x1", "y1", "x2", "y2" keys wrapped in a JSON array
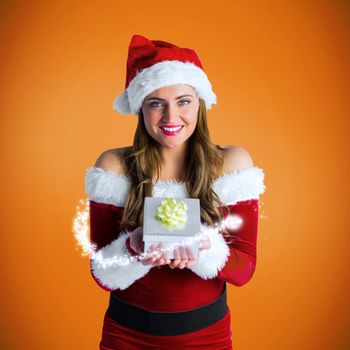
[
  {"x1": 72, "y1": 198, "x2": 265, "y2": 269},
  {"x1": 222, "y1": 214, "x2": 243, "y2": 231},
  {"x1": 258, "y1": 200, "x2": 268, "y2": 220},
  {"x1": 72, "y1": 198, "x2": 140, "y2": 268},
  {"x1": 72, "y1": 198, "x2": 94, "y2": 256},
  {"x1": 72, "y1": 198, "x2": 206, "y2": 269}
]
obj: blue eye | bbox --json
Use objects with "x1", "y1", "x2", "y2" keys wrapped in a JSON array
[
  {"x1": 179, "y1": 99, "x2": 191, "y2": 105},
  {"x1": 149, "y1": 101, "x2": 163, "y2": 108},
  {"x1": 148, "y1": 100, "x2": 191, "y2": 108}
]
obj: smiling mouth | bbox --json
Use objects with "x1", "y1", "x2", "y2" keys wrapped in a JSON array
[{"x1": 159, "y1": 126, "x2": 184, "y2": 132}]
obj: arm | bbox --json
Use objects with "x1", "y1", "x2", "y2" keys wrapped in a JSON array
[
  {"x1": 85, "y1": 163, "x2": 153, "y2": 291},
  {"x1": 217, "y1": 199, "x2": 259, "y2": 286},
  {"x1": 89, "y1": 200, "x2": 153, "y2": 291},
  {"x1": 188, "y1": 200, "x2": 259, "y2": 287},
  {"x1": 188, "y1": 146, "x2": 265, "y2": 286}
]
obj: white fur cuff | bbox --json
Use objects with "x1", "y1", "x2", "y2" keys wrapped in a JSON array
[
  {"x1": 90, "y1": 230, "x2": 152, "y2": 291},
  {"x1": 188, "y1": 223, "x2": 230, "y2": 279}
]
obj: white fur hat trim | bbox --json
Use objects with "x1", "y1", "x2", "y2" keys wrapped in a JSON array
[{"x1": 113, "y1": 60, "x2": 217, "y2": 115}]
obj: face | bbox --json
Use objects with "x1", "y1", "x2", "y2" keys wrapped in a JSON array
[{"x1": 141, "y1": 84, "x2": 200, "y2": 150}]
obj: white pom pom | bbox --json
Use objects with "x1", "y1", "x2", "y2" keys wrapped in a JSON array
[{"x1": 113, "y1": 91, "x2": 132, "y2": 115}]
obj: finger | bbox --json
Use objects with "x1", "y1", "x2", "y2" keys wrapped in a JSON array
[
  {"x1": 155, "y1": 243, "x2": 164, "y2": 259},
  {"x1": 156, "y1": 258, "x2": 164, "y2": 265},
  {"x1": 178, "y1": 246, "x2": 188, "y2": 269},
  {"x1": 185, "y1": 246, "x2": 195, "y2": 268},
  {"x1": 141, "y1": 257, "x2": 154, "y2": 265},
  {"x1": 159, "y1": 243, "x2": 170, "y2": 264},
  {"x1": 142, "y1": 250, "x2": 163, "y2": 266},
  {"x1": 147, "y1": 244, "x2": 166, "y2": 266},
  {"x1": 152, "y1": 244, "x2": 163, "y2": 259},
  {"x1": 163, "y1": 253, "x2": 171, "y2": 265},
  {"x1": 142, "y1": 245, "x2": 158, "y2": 262},
  {"x1": 171, "y1": 247, "x2": 181, "y2": 268},
  {"x1": 185, "y1": 245, "x2": 194, "y2": 260},
  {"x1": 155, "y1": 245, "x2": 165, "y2": 265},
  {"x1": 169, "y1": 256, "x2": 176, "y2": 268},
  {"x1": 179, "y1": 245, "x2": 188, "y2": 259}
]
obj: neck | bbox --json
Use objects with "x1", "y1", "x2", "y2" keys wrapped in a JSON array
[{"x1": 157, "y1": 142, "x2": 188, "y2": 180}]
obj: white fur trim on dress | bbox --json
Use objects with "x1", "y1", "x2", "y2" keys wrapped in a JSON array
[
  {"x1": 90, "y1": 230, "x2": 152, "y2": 291},
  {"x1": 212, "y1": 166, "x2": 266, "y2": 205},
  {"x1": 85, "y1": 166, "x2": 265, "y2": 206},
  {"x1": 188, "y1": 223, "x2": 230, "y2": 279},
  {"x1": 85, "y1": 167, "x2": 131, "y2": 206},
  {"x1": 113, "y1": 60, "x2": 217, "y2": 115}
]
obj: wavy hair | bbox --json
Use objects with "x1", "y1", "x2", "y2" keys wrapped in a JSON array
[{"x1": 120, "y1": 98, "x2": 233, "y2": 242}]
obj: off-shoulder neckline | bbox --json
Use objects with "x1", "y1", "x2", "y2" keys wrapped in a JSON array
[
  {"x1": 85, "y1": 165, "x2": 265, "y2": 206},
  {"x1": 88, "y1": 165, "x2": 263, "y2": 185}
]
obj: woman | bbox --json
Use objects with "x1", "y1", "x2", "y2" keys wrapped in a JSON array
[{"x1": 85, "y1": 34, "x2": 266, "y2": 350}]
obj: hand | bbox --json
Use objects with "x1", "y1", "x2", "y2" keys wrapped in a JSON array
[
  {"x1": 130, "y1": 229, "x2": 211, "y2": 269},
  {"x1": 141, "y1": 242, "x2": 172, "y2": 267},
  {"x1": 169, "y1": 245, "x2": 196, "y2": 269},
  {"x1": 169, "y1": 235, "x2": 211, "y2": 269},
  {"x1": 129, "y1": 227, "x2": 171, "y2": 266}
]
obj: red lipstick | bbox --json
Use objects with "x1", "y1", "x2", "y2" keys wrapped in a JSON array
[{"x1": 159, "y1": 125, "x2": 184, "y2": 136}]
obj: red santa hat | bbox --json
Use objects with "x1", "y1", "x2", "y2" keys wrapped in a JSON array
[{"x1": 113, "y1": 34, "x2": 217, "y2": 115}]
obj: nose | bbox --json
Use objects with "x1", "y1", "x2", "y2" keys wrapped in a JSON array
[{"x1": 161, "y1": 103, "x2": 180, "y2": 123}]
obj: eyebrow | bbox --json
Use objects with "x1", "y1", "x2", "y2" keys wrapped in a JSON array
[{"x1": 145, "y1": 94, "x2": 194, "y2": 101}]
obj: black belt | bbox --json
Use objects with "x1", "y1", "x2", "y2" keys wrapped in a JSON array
[{"x1": 107, "y1": 283, "x2": 228, "y2": 336}]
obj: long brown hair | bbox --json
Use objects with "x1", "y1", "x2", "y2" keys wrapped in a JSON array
[{"x1": 120, "y1": 98, "x2": 232, "y2": 240}]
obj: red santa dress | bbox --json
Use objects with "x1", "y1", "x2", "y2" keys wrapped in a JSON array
[{"x1": 84, "y1": 166, "x2": 266, "y2": 350}]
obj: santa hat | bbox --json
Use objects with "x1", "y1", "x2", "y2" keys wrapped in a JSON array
[{"x1": 113, "y1": 34, "x2": 217, "y2": 115}]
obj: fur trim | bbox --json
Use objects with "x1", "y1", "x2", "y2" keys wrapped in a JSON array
[
  {"x1": 188, "y1": 223, "x2": 230, "y2": 279},
  {"x1": 85, "y1": 167, "x2": 131, "y2": 206},
  {"x1": 213, "y1": 166, "x2": 266, "y2": 205},
  {"x1": 90, "y1": 230, "x2": 152, "y2": 290},
  {"x1": 85, "y1": 166, "x2": 265, "y2": 206},
  {"x1": 113, "y1": 60, "x2": 217, "y2": 115}
]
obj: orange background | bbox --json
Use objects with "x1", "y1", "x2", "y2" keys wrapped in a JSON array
[{"x1": 1, "y1": 1, "x2": 349, "y2": 349}]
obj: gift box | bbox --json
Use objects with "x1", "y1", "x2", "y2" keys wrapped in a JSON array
[{"x1": 143, "y1": 197, "x2": 201, "y2": 260}]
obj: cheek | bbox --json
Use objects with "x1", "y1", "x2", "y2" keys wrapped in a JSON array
[
  {"x1": 189, "y1": 103, "x2": 199, "y2": 124},
  {"x1": 187, "y1": 111, "x2": 199, "y2": 129},
  {"x1": 143, "y1": 114, "x2": 158, "y2": 133}
]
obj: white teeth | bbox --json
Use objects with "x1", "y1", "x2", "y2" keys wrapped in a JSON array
[{"x1": 161, "y1": 126, "x2": 182, "y2": 132}]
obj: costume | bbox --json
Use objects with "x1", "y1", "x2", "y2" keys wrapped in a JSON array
[
  {"x1": 83, "y1": 33, "x2": 266, "y2": 349},
  {"x1": 85, "y1": 166, "x2": 266, "y2": 349}
]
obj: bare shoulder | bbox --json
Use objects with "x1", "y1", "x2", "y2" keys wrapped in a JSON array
[
  {"x1": 94, "y1": 146, "x2": 132, "y2": 176},
  {"x1": 219, "y1": 145, "x2": 254, "y2": 174}
]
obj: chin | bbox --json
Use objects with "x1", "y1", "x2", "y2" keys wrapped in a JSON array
[{"x1": 161, "y1": 141, "x2": 185, "y2": 149}]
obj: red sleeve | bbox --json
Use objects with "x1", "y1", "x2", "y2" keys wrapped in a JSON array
[
  {"x1": 217, "y1": 199, "x2": 259, "y2": 286},
  {"x1": 89, "y1": 200, "x2": 125, "y2": 291}
]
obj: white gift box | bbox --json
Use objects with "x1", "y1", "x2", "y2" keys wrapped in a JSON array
[{"x1": 143, "y1": 197, "x2": 201, "y2": 260}]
